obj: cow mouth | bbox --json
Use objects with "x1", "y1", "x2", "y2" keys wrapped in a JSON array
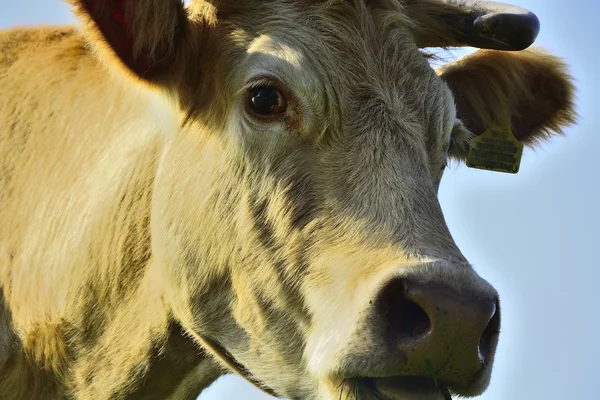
[
  {"x1": 341, "y1": 376, "x2": 453, "y2": 400},
  {"x1": 194, "y1": 332, "x2": 456, "y2": 400}
]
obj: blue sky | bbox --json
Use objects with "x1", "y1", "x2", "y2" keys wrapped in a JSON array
[{"x1": 1, "y1": 1, "x2": 597, "y2": 399}]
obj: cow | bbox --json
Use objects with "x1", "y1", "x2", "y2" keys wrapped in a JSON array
[{"x1": 0, "y1": 0, "x2": 575, "y2": 399}]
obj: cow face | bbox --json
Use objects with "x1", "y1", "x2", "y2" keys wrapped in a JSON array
[{"x1": 72, "y1": 0, "x2": 575, "y2": 398}]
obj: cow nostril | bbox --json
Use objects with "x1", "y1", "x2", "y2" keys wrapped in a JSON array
[
  {"x1": 479, "y1": 298, "x2": 500, "y2": 363},
  {"x1": 379, "y1": 279, "x2": 431, "y2": 340},
  {"x1": 397, "y1": 300, "x2": 430, "y2": 339}
]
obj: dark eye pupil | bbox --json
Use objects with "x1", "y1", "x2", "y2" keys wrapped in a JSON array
[{"x1": 250, "y1": 88, "x2": 281, "y2": 115}]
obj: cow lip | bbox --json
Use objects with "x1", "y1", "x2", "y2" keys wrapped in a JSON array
[{"x1": 359, "y1": 376, "x2": 453, "y2": 400}]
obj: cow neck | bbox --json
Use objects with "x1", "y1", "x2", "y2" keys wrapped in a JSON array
[{"x1": 192, "y1": 332, "x2": 280, "y2": 398}]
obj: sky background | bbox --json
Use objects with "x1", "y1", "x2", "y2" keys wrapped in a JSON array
[{"x1": 1, "y1": 0, "x2": 598, "y2": 399}]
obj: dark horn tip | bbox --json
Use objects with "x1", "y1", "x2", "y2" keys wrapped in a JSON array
[{"x1": 473, "y1": 11, "x2": 540, "y2": 50}]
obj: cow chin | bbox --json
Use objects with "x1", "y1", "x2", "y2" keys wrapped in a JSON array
[
  {"x1": 317, "y1": 369, "x2": 494, "y2": 400},
  {"x1": 366, "y1": 376, "x2": 449, "y2": 400},
  {"x1": 324, "y1": 374, "x2": 493, "y2": 400},
  {"x1": 320, "y1": 376, "x2": 450, "y2": 400}
]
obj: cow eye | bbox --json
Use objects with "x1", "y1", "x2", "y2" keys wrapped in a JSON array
[{"x1": 247, "y1": 86, "x2": 287, "y2": 117}]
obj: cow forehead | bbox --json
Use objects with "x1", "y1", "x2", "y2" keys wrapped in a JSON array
[{"x1": 232, "y1": 12, "x2": 457, "y2": 141}]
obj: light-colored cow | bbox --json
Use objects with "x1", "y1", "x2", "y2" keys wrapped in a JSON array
[{"x1": 0, "y1": 0, "x2": 575, "y2": 399}]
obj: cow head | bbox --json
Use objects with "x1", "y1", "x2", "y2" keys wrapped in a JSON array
[{"x1": 71, "y1": 0, "x2": 575, "y2": 398}]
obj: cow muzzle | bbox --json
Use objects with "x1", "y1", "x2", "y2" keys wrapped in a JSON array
[
  {"x1": 330, "y1": 264, "x2": 500, "y2": 399},
  {"x1": 378, "y1": 277, "x2": 500, "y2": 371}
]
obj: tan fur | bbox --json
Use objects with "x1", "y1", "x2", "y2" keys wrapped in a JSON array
[
  {"x1": 0, "y1": 0, "x2": 575, "y2": 399},
  {"x1": 24, "y1": 320, "x2": 70, "y2": 380}
]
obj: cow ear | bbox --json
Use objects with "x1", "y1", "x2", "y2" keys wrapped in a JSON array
[
  {"x1": 70, "y1": 0, "x2": 187, "y2": 82},
  {"x1": 438, "y1": 48, "x2": 577, "y2": 161}
]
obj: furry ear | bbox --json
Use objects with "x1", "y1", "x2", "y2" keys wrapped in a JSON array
[
  {"x1": 438, "y1": 48, "x2": 577, "y2": 160},
  {"x1": 70, "y1": 0, "x2": 187, "y2": 82}
]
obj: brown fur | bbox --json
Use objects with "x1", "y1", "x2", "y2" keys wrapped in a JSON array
[
  {"x1": 0, "y1": 0, "x2": 575, "y2": 399},
  {"x1": 439, "y1": 48, "x2": 577, "y2": 159},
  {"x1": 71, "y1": 0, "x2": 187, "y2": 81}
]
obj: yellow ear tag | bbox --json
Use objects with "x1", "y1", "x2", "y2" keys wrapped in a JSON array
[{"x1": 466, "y1": 119, "x2": 523, "y2": 174}]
